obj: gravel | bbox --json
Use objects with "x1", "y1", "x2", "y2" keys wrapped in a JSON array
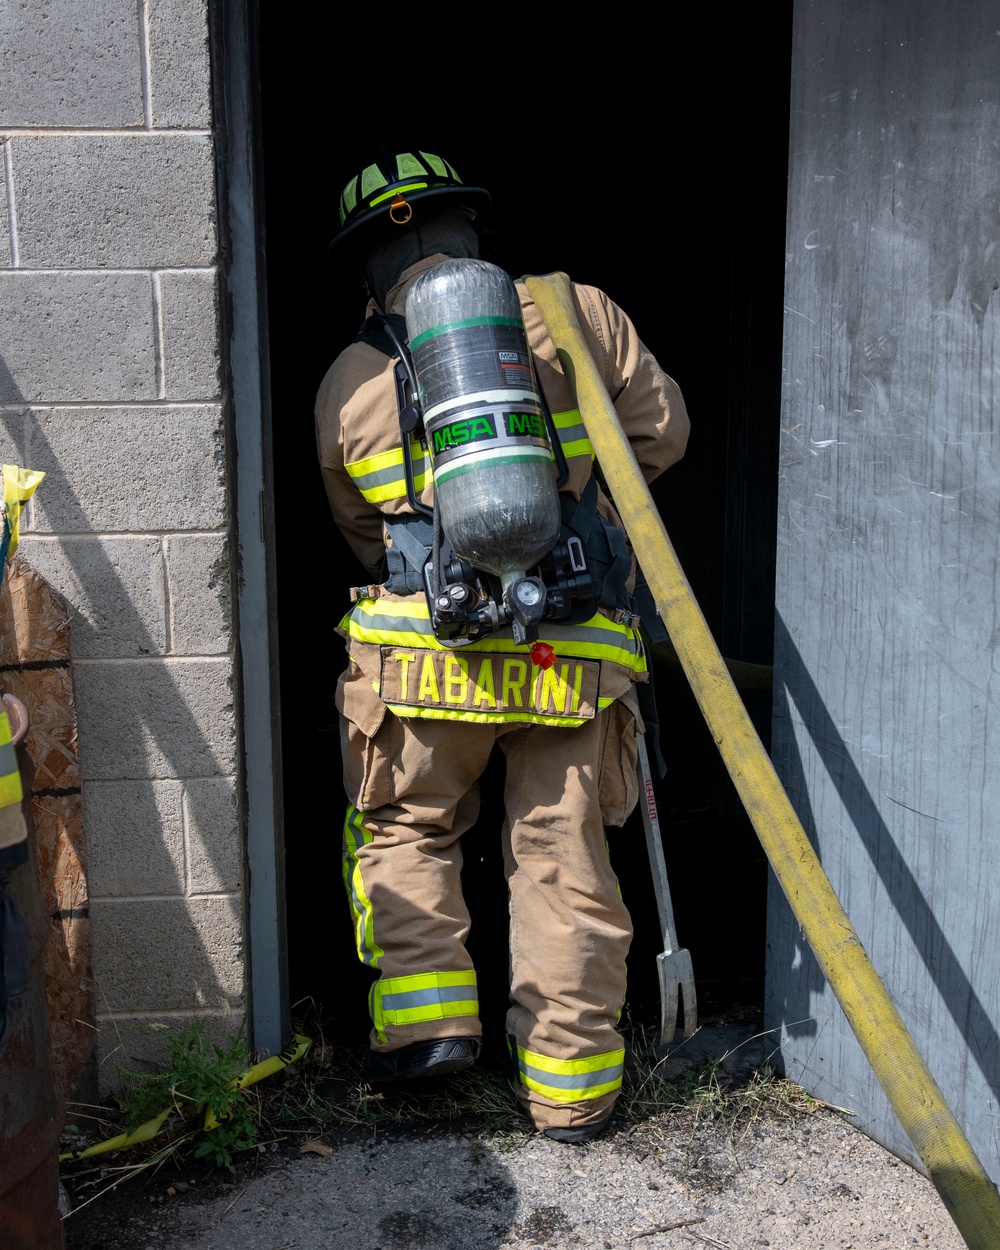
[{"x1": 64, "y1": 1112, "x2": 964, "y2": 1248}]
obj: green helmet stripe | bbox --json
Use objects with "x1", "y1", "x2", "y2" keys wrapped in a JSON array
[
  {"x1": 396, "y1": 151, "x2": 429, "y2": 179},
  {"x1": 341, "y1": 174, "x2": 359, "y2": 223},
  {"x1": 422, "y1": 151, "x2": 448, "y2": 178},
  {"x1": 360, "y1": 163, "x2": 389, "y2": 200}
]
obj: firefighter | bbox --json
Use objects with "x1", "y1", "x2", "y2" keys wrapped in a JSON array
[{"x1": 317, "y1": 149, "x2": 690, "y2": 1142}]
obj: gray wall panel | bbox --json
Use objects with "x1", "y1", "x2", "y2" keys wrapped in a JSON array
[{"x1": 768, "y1": 1, "x2": 1000, "y2": 1176}]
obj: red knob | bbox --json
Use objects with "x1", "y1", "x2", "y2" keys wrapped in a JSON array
[{"x1": 530, "y1": 642, "x2": 557, "y2": 669}]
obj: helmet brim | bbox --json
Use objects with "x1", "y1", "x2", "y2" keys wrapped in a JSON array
[{"x1": 327, "y1": 185, "x2": 491, "y2": 265}]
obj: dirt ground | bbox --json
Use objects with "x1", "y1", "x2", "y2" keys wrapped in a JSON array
[
  {"x1": 61, "y1": 1109, "x2": 964, "y2": 1250},
  {"x1": 61, "y1": 1026, "x2": 967, "y2": 1250}
]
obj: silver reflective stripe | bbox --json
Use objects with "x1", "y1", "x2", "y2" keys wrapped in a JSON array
[
  {"x1": 349, "y1": 456, "x2": 430, "y2": 494},
  {"x1": 544, "y1": 621, "x2": 638, "y2": 651},
  {"x1": 354, "y1": 608, "x2": 435, "y2": 635},
  {"x1": 381, "y1": 983, "x2": 479, "y2": 1011},
  {"x1": 518, "y1": 1056, "x2": 624, "y2": 1090},
  {"x1": 0, "y1": 742, "x2": 17, "y2": 779},
  {"x1": 351, "y1": 608, "x2": 637, "y2": 654},
  {"x1": 556, "y1": 418, "x2": 589, "y2": 447}
]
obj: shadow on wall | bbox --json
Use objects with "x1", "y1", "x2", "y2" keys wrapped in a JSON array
[
  {"x1": 768, "y1": 610, "x2": 1000, "y2": 1105},
  {"x1": 0, "y1": 352, "x2": 246, "y2": 1082}
]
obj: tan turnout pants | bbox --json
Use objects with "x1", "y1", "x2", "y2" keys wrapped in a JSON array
[{"x1": 338, "y1": 663, "x2": 640, "y2": 1131}]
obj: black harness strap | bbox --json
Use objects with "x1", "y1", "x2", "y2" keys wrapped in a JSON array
[{"x1": 354, "y1": 313, "x2": 408, "y2": 356}]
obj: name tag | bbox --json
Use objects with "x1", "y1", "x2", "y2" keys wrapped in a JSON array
[{"x1": 378, "y1": 647, "x2": 600, "y2": 720}]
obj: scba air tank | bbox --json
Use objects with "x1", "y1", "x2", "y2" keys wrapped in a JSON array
[{"x1": 405, "y1": 258, "x2": 561, "y2": 577}]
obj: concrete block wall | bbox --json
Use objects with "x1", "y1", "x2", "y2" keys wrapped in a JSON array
[{"x1": 0, "y1": 0, "x2": 245, "y2": 1083}]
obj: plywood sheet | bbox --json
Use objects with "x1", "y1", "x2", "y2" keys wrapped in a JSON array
[
  {"x1": 768, "y1": 1, "x2": 1000, "y2": 1180},
  {"x1": 0, "y1": 553, "x2": 91, "y2": 1105}
]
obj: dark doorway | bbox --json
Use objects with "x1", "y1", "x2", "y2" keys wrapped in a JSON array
[{"x1": 257, "y1": 18, "x2": 792, "y2": 1049}]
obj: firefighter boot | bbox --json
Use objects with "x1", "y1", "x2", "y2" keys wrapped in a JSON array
[{"x1": 362, "y1": 1036, "x2": 481, "y2": 1085}]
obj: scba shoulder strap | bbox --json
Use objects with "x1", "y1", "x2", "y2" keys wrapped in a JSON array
[{"x1": 354, "y1": 313, "x2": 408, "y2": 356}]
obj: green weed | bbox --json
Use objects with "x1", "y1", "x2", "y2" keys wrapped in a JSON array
[{"x1": 116, "y1": 1019, "x2": 257, "y2": 1171}]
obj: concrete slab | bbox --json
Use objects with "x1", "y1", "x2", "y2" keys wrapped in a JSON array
[
  {"x1": 166, "y1": 533, "x2": 230, "y2": 655},
  {"x1": 73, "y1": 657, "x2": 236, "y2": 780},
  {"x1": 90, "y1": 894, "x2": 243, "y2": 1012},
  {"x1": 184, "y1": 776, "x2": 241, "y2": 895},
  {"x1": 159, "y1": 269, "x2": 220, "y2": 400},
  {"x1": 84, "y1": 778, "x2": 185, "y2": 898},
  {"x1": 24, "y1": 405, "x2": 226, "y2": 532},
  {"x1": 0, "y1": 273, "x2": 156, "y2": 404},
  {"x1": 0, "y1": 0, "x2": 143, "y2": 128},
  {"x1": 11, "y1": 135, "x2": 216, "y2": 269},
  {"x1": 22, "y1": 535, "x2": 166, "y2": 657},
  {"x1": 147, "y1": 0, "x2": 213, "y2": 128}
]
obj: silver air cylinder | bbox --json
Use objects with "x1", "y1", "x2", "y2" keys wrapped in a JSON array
[{"x1": 405, "y1": 258, "x2": 561, "y2": 576}]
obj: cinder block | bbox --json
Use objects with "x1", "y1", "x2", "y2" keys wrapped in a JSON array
[
  {"x1": 23, "y1": 536, "x2": 166, "y2": 657},
  {"x1": 73, "y1": 657, "x2": 237, "y2": 780},
  {"x1": 184, "y1": 776, "x2": 241, "y2": 894},
  {"x1": 90, "y1": 895, "x2": 244, "y2": 1012},
  {"x1": 159, "y1": 269, "x2": 220, "y2": 400},
  {"x1": 0, "y1": 413, "x2": 27, "y2": 464},
  {"x1": 24, "y1": 405, "x2": 226, "y2": 532},
  {"x1": 165, "y1": 533, "x2": 230, "y2": 655},
  {"x1": 148, "y1": 0, "x2": 212, "y2": 128},
  {"x1": 94, "y1": 1008, "x2": 247, "y2": 1095},
  {"x1": 0, "y1": 273, "x2": 156, "y2": 404},
  {"x1": 84, "y1": 779, "x2": 185, "y2": 897},
  {"x1": 12, "y1": 136, "x2": 216, "y2": 269},
  {"x1": 0, "y1": 0, "x2": 143, "y2": 128}
]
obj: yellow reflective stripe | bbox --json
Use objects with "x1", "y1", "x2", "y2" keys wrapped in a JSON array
[
  {"x1": 386, "y1": 1000, "x2": 478, "y2": 1026},
  {"x1": 345, "y1": 446, "x2": 431, "y2": 504},
  {"x1": 343, "y1": 601, "x2": 644, "y2": 671},
  {"x1": 343, "y1": 807, "x2": 384, "y2": 969},
  {"x1": 552, "y1": 408, "x2": 594, "y2": 460},
  {"x1": 516, "y1": 1045, "x2": 625, "y2": 1103},
  {"x1": 346, "y1": 447, "x2": 407, "y2": 476},
  {"x1": 385, "y1": 703, "x2": 587, "y2": 728},
  {"x1": 0, "y1": 713, "x2": 22, "y2": 808},
  {"x1": 372, "y1": 970, "x2": 479, "y2": 1039},
  {"x1": 370, "y1": 181, "x2": 428, "y2": 208},
  {"x1": 357, "y1": 472, "x2": 431, "y2": 505},
  {"x1": 0, "y1": 771, "x2": 22, "y2": 808},
  {"x1": 561, "y1": 441, "x2": 596, "y2": 460},
  {"x1": 345, "y1": 418, "x2": 588, "y2": 507}
]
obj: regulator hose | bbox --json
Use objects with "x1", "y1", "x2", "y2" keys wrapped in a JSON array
[{"x1": 524, "y1": 271, "x2": 1000, "y2": 1250}]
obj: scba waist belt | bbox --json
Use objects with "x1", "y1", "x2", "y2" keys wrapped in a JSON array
[{"x1": 378, "y1": 646, "x2": 600, "y2": 720}]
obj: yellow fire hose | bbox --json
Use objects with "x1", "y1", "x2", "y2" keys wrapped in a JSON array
[
  {"x1": 524, "y1": 272, "x2": 1000, "y2": 1249},
  {"x1": 59, "y1": 1034, "x2": 312, "y2": 1163}
]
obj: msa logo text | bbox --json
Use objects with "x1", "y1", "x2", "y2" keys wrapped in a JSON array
[
  {"x1": 504, "y1": 411, "x2": 545, "y2": 438},
  {"x1": 433, "y1": 414, "x2": 498, "y2": 454}
]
